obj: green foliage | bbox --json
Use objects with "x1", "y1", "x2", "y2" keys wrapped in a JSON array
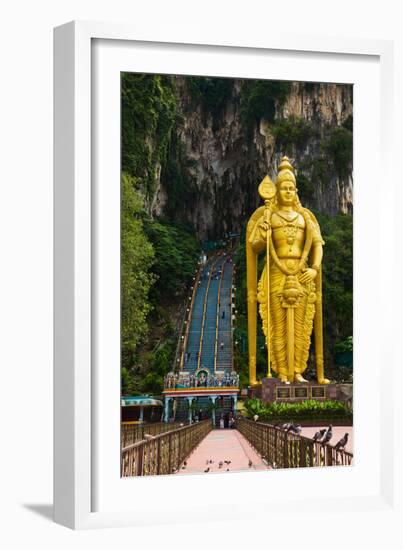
[
  {"x1": 160, "y1": 135, "x2": 198, "y2": 219},
  {"x1": 317, "y1": 213, "x2": 353, "y2": 373},
  {"x1": 269, "y1": 116, "x2": 315, "y2": 154},
  {"x1": 142, "y1": 371, "x2": 164, "y2": 395},
  {"x1": 152, "y1": 339, "x2": 176, "y2": 376},
  {"x1": 334, "y1": 336, "x2": 353, "y2": 353},
  {"x1": 121, "y1": 367, "x2": 142, "y2": 396},
  {"x1": 296, "y1": 173, "x2": 315, "y2": 202},
  {"x1": 241, "y1": 80, "x2": 292, "y2": 125},
  {"x1": 121, "y1": 173, "x2": 157, "y2": 370},
  {"x1": 186, "y1": 77, "x2": 233, "y2": 130},
  {"x1": 311, "y1": 157, "x2": 330, "y2": 185},
  {"x1": 144, "y1": 221, "x2": 199, "y2": 304},
  {"x1": 243, "y1": 398, "x2": 352, "y2": 421},
  {"x1": 121, "y1": 73, "x2": 177, "y2": 198},
  {"x1": 323, "y1": 126, "x2": 353, "y2": 179},
  {"x1": 342, "y1": 114, "x2": 353, "y2": 132}
]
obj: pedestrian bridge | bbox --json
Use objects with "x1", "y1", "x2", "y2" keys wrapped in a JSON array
[{"x1": 121, "y1": 418, "x2": 353, "y2": 477}]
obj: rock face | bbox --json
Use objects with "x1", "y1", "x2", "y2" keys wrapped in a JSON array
[{"x1": 154, "y1": 78, "x2": 353, "y2": 240}]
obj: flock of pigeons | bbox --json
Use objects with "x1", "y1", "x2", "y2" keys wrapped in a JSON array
[{"x1": 277, "y1": 422, "x2": 349, "y2": 451}]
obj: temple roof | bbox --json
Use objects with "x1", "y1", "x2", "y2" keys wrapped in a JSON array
[{"x1": 121, "y1": 396, "x2": 163, "y2": 407}]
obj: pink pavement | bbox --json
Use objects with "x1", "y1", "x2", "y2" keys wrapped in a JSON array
[{"x1": 176, "y1": 428, "x2": 269, "y2": 475}]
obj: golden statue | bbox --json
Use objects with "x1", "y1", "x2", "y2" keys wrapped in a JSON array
[{"x1": 246, "y1": 156, "x2": 329, "y2": 385}]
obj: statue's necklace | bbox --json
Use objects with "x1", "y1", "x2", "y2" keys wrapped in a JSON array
[{"x1": 276, "y1": 211, "x2": 300, "y2": 246}]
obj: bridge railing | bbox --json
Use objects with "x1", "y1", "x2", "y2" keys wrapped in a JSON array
[
  {"x1": 121, "y1": 421, "x2": 182, "y2": 448},
  {"x1": 121, "y1": 419, "x2": 212, "y2": 477},
  {"x1": 237, "y1": 417, "x2": 353, "y2": 468}
]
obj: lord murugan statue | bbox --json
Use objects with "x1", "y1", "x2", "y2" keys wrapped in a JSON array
[{"x1": 246, "y1": 156, "x2": 329, "y2": 385}]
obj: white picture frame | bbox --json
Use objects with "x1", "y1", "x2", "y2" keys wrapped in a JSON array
[{"x1": 54, "y1": 21, "x2": 400, "y2": 531}]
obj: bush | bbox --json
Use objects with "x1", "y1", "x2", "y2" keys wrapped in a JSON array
[
  {"x1": 323, "y1": 126, "x2": 352, "y2": 179},
  {"x1": 269, "y1": 116, "x2": 315, "y2": 154},
  {"x1": 121, "y1": 174, "x2": 156, "y2": 369},
  {"x1": 144, "y1": 220, "x2": 199, "y2": 303},
  {"x1": 241, "y1": 80, "x2": 291, "y2": 125},
  {"x1": 243, "y1": 398, "x2": 352, "y2": 421}
]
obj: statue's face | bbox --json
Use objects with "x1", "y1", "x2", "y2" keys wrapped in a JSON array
[{"x1": 277, "y1": 181, "x2": 296, "y2": 206}]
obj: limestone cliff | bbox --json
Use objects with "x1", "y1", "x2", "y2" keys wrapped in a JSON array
[{"x1": 153, "y1": 78, "x2": 353, "y2": 240}]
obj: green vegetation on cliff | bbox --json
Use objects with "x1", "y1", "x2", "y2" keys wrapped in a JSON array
[
  {"x1": 186, "y1": 77, "x2": 233, "y2": 131},
  {"x1": 323, "y1": 126, "x2": 353, "y2": 179},
  {"x1": 121, "y1": 174, "x2": 156, "y2": 373},
  {"x1": 269, "y1": 115, "x2": 315, "y2": 153},
  {"x1": 241, "y1": 80, "x2": 292, "y2": 125},
  {"x1": 121, "y1": 74, "x2": 200, "y2": 395},
  {"x1": 121, "y1": 73, "x2": 177, "y2": 199},
  {"x1": 121, "y1": 188, "x2": 199, "y2": 394}
]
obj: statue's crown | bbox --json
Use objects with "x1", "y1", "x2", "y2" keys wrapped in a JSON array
[{"x1": 276, "y1": 156, "x2": 296, "y2": 186}]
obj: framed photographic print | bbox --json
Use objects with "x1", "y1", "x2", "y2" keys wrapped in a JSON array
[{"x1": 54, "y1": 21, "x2": 398, "y2": 531}]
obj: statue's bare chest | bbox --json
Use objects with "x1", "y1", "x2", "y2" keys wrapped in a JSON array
[{"x1": 271, "y1": 211, "x2": 306, "y2": 254}]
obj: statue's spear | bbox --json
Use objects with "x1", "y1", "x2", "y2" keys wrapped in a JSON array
[{"x1": 258, "y1": 176, "x2": 276, "y2": 378}]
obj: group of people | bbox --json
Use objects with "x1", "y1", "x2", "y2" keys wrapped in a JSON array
[{"x1": 218, "y1": 412, "x2": 236, "y2": 429}]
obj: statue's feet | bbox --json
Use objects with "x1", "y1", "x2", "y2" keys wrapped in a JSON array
[
  {"x1": 279, "y1": 374, "x2": 288, "y2": 383},
  {"x1": 294, "y1": 374, "x2": 308, "y2": 383},
  {"x1": 318, "y1": 377, "x2": 330, "y2": 385}
]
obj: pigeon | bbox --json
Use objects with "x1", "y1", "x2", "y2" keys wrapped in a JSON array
[
  {"x1": 181, "y1": 466, "x2": 186, "y2": 469},
  {"x1": 183, "y1": 461, "x2": 187, "y2": 466},
  {"x1": 204, "y1": 467, "x2": 210, "y2": 473},
  {"x1": 218, "y1": 461, "x2": 224, "y2": 468},
  {"x1": 288, "y1": 423, "x2": 302, "y2": 434},
  {"x1": 322, "y1": 425, "x2": 333, "y2": 444},
  {"x1": 224, "y1": 460, "x2": 231, "y2": 465},
  {"x1": 312, "y1": 429, "x2": 326, "y2": 442},
  {"x1": 226, "y1": 468, "x2": 229, "y2": 472},
  {"x1": 248, "y1": 459, "x2": 253, "y2": 468},
  {"x1": 334, "y1": 433, "x2": 349, "y2": 451},
  {"x1": 209, "y1": 459, "x2": 214, "y2": 464}
]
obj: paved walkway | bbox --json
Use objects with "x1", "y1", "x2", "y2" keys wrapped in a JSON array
[{"x1": 176, "y1": 429, "x2": 269, "y2": 475}]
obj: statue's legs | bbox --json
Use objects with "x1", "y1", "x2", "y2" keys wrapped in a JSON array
[
  {"x1": 259, "y1": 264, "x2": 316, "y2": 382},
  {"x1": 294, "y1": 287, "x2": 315, "y2": 377}
]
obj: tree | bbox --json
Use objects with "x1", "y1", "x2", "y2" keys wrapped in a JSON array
[{"x1": 121, "y1": 173, "x2": 156, "y2": 371}]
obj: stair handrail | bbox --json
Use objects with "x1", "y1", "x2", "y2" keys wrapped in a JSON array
[
  {"x1": 197, "y1": 256, "x2": 219, "y2": 371},
  {"x1": 179, "y1": 264, "x2": 202, "y2": 371},
  {"x1": 231, "y1": 264, "x2": 235, "y2": 372},
  {"x1": 214, "y1": 258, "x2": 226, "y2": 372}
]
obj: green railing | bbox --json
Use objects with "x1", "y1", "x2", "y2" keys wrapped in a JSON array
[
  {"x1": 237, "y1": 417, "x2": 353, "y2": 468},
  {"x1": 121, "y1": 419, "x2": 211, "y2": 477},
  {"x1": 121, "y1": 422, "x2": 181, "y2": 448}
]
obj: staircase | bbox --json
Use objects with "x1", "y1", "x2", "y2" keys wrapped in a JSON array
[{"x1": 165, "y1": 250, "x2": 238, "y2": 424}]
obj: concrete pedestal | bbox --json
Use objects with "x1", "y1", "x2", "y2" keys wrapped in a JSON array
[{"x1": 258, "y1": 377, "x2": 353, "y2": 407}]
